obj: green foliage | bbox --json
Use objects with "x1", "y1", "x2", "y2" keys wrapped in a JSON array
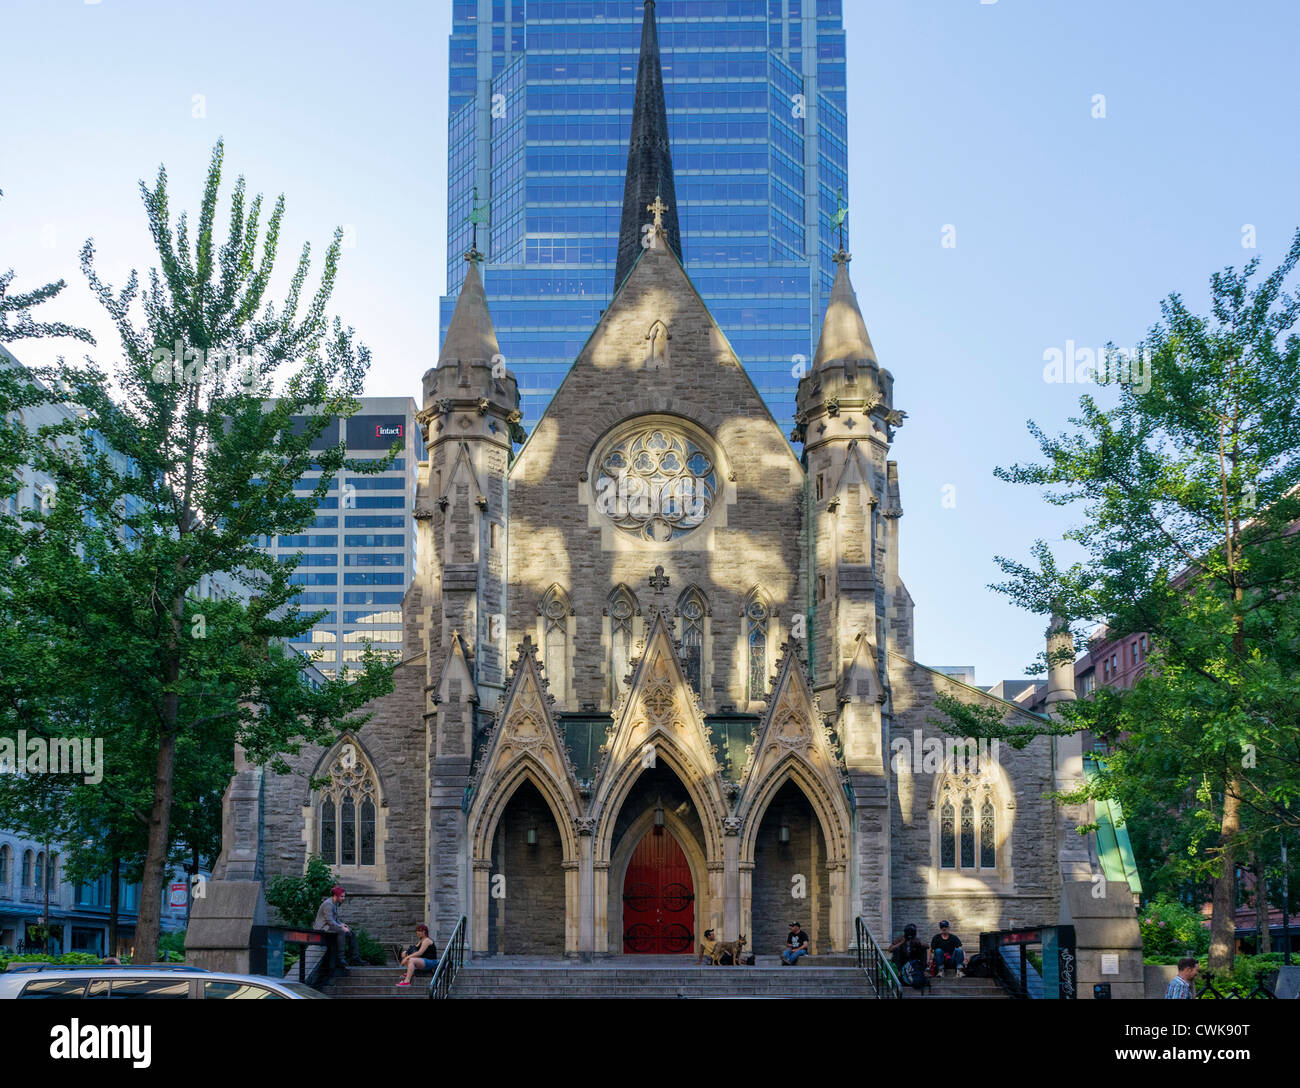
[
  {"x1": 354, "y1": 926, "x2": 386, "y2": 966},
  {"x1": 1139, "y1": 895, "x2": 1211, "y2": 957},
  {"x1": 0, "y1": 951, "x2": 104, "y2": 972},
  {"x1": 265, "y1": 855, "x2": 338, "y2": 929},
  {"x1": 930, "y1": 232, "x2": 1300, "y2": 970},
  {"x1": 0, "y1": 141, "x2": 398, "y2": 963},
  {"x1": 157, "y1": 929, "x2": 187, "y2": 963}
]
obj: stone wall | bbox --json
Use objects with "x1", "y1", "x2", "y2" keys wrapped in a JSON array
[
  {"x1": 506, "y1": 245, "x2": 806, "y2": 717},
  {"x1": 886, "y1": 657, "x2": 1061, "y2": 941},
  {"x1": 258, "y1": 658, "x2": 429, "y2": 945},
  {"x1": 753, "y1": 783, "x2": 831, "y2": 955},
  {"x1": 487, "y1": 782, "x2": 566, "y2": 955}
]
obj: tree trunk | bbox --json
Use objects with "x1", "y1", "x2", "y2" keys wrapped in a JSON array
[
  {"x1": 134, "y1": 724, "x2": 178, "y2": 964},
  {"x1": 1208, "y1": 772, "x2": 1242, "y2": 972},
  {"x1": 108, "y1": 856, "x2": 120, "y2": 959},
  {"x1": 1254, "y1": 853, "x2": 1272, "y2": 955}
]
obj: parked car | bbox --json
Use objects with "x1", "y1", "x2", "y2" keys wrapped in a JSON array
[{"x1": 0, "y1": 962, "x2": 328, "y2": 999}]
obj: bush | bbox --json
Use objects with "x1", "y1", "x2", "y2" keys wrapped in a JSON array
[
  {"x1": 1199, "y1": 953, "x2": 1286, "y2": 998},
  {"x1": 0, "y1": 951, "x2": 105, "y2": 973},
  {"x1": 354, "y1": 927, "x2": 387, "y2": 966},
  {"x1": 157, "y1": 929, "x2": 187, "y2": 963},
  {"x1": 1139, "y1": 895, "x2": 1210, "y2": 957},
  {"x1": 265, "y1": 855, "x2": 338, "y2": 929}
]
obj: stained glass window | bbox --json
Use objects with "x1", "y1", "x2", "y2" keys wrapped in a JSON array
[
  {"x1": 980, "y1": 798, "x2": 996, "y2": 869},
  {"x1": 321, "y1": 798, "x2": 336, "y2": 863},
  {"x1": 747, "y1": 595, "x2": 769, "y2": 702},
  {"x1": 608, "y1": 585, "x2": 638, "y2": 702},
  {"x1": 360, "y1": 798, "x2": 376, "y2": 866},
  {"x1": 679, "y1": 589, "x2": 706, "y2": 694},
  {"x1": 940, "y1": 801, "x2": 955, "y2": 869},
  {"x1": 317, "y1": 743, "x2": 380, "y2": 870},
  {"x1": 960, "y1": 797, "x2": 975, "y2": 869},
  {"x1": 340, "y1": 797, "x2": 356, "y2": 865},
  {"x1": 594, "y1": 425, "x2": 718, "y2": 543}
]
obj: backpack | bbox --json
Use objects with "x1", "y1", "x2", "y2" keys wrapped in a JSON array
[{"x1": 900, "y1": 940, "x2": 928, "y2": 989}]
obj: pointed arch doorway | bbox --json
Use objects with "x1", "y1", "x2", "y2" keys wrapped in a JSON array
[{"x1": 622, "y1": 827, "x2": 695, "y2": 954}]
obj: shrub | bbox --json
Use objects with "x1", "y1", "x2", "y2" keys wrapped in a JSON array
[
  {"x1": 157, "y1": 929, "x2": 187, "y2": 963},
  {"x1": 1139, "y1": 895, "x2": 1210, "y2": 957},
  {"x1": 0, "y1": 951, "x2": 105, "y2": 972},
  {"x1": 354, "y1": 927, "x2": 387, "y2": 966},
  {"x1": 265, "y1": 855, "x2": 338, "y2": 929}
]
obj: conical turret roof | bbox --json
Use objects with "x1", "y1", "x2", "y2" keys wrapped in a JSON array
[
  {"x1": 813, "y1": 252, "x2": 878, "y2": 370},
  {"x1": 439, "y1": 256, "x2": 500, "y2": 366},
  {"x1": 614, "y1": 0, "x2": 683, "y2": 295}
]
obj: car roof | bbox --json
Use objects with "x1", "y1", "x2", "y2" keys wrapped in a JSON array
[{"x1": 1, "y1": 966, "x2": 303, "y2": 987}]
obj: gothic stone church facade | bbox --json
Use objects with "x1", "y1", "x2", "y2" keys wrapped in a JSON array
[{"x1": 216, "y1": 4, "x2": 1083, "y2": 960}]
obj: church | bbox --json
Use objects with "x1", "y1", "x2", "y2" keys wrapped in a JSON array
[{"x1": 215, "y1": 1, "x2": 1093, "y2": 962}]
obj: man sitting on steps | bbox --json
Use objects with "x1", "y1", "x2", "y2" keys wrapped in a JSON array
[
  {"x1": 313, "y1": 884, "x2": 362, "y2": 976},
  {"x1": 782, "y1": 921, "x2": 810, "y2": 965}
]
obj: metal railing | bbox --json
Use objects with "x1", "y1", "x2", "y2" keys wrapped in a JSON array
[
  {"x1": 855, "y1": 917, "x2": 902, "y2": 999},
  {"x1": 428, "y1": 916, "x2": 466, "y2": 1000}
]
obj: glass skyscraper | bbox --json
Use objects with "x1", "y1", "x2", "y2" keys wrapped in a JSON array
[{"x1": 441, "y1": 0, "x2": 849, "y2": 436}]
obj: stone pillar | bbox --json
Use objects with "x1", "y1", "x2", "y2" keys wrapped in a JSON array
[
  {"x1": 1046, "y1": 615, "x2": 1093, "y2": 885},
  {"x1": 471, "y1": 861, "x2": 490, "y2": 954},
  {"x1": 722, "y1": 826, "x2": 740, "y2": 940},
  {"x1": 593, "y1": 863, "x2": 610, "y2": 955},
  {"x1": 738, "y1": 862, "x2": 754, "y2": 947},
  {"x1": 828, "y1": 862, "x2": 848, "y2": 953},
  {"x1": 563, "y1": 858, "x2": 580, "y2": 958},
  {"x1": 1060, "y1": 881, "x2": 1144, "y2": 999},
  {"x1": 186, "y1": 882, "x2": 268, "y2": 975},
  {"x1": 575, "y1": 822, "x2": 595, "y2": 959}
]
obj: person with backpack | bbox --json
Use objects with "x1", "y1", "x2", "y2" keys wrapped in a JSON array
[{"x1": 888, "y1": 924, "x2": 929, "y2": 989}]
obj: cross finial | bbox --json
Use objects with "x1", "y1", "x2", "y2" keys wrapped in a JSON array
[
  {"x1": 464, "y1": 185, "x2": 489, "y2": 263},
  {"x1": 649, "y1": 565, "x2": 670, "y2": 597},
  {"x1": 833, "y1": 187, "x2": 849, "y2": 254},
  {"x1": 647, "y1": 195, "x2": 669, "y2": 232}
]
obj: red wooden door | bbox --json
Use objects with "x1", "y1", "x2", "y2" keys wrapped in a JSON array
[{"x1": 622, "y1": 828, "x2": 694, "y2": 954}]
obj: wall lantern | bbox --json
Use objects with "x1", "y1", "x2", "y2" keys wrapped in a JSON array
[
  {"x1": 778, "y1": 820, "x2": 790, "y2": 844},
  {"x1": 526, "y1": 824, "x2": 538, "y2": 846}
]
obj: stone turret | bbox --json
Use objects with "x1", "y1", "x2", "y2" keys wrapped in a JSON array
[
  {"x1": 417, "y1": 252, "x2": 522, "y2": 707},
  {"x1": 797, "y1": 247, "x2": 909, "y2": 940},
  {"x1": 796, "y1": 248, "x2": 909, "y2": 701}
]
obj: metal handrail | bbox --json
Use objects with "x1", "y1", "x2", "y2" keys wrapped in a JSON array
[
  {"x1": 428, "y1": 916, "x2": 466, "y2": 1000},
  {"x1": 855, "y1": 917, "x2": 902, "y2": 999}
]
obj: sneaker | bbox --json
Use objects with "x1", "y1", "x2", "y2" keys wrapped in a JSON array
[
  {"x1": 956, "y1": 969, "x2": 965, "y2": 978},
  {"x1": 396, "y1": 980, "x2": 410, "y2": 988}
]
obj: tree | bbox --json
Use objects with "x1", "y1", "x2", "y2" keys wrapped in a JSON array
[
  {"x1": 15, "y1": 142, "x2": 397, "y2": 961},
  {"x1": 936, "y1": 232, "x2": 1300, "y2": 972}
]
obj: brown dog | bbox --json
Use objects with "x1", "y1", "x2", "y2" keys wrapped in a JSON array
[{"x1": 711, "y1": 935, "x2": 747, "y2": 965}]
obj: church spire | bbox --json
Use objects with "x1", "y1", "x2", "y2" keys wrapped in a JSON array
[
  {"x1": 614, "y1": 0, "x2": 683, "y2": 294},
  {"x1": 812, "y1": 249, "x2": 879, "y2": 370},
  {"x1": 438, "y1": 253, "x2": 501, "y2": 368}
]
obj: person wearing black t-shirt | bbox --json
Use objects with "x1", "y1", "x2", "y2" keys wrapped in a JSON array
[
  {"x1": 782, "y1": 921, "x2": 810, "y2": 965},
  {"x1": 929, "y1": 920, "x2": 965, "y2": 976}
]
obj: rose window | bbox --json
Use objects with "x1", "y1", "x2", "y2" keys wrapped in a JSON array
[{"x1": 594, "y1": 425, "x2": 719, "y2": 543}]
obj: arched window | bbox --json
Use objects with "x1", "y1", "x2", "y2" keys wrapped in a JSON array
[
  {"x1": 607, "y1": 585, "x2": 639, "y2": 704},
  {"x1": 539, "y1": 584, "x2": 572, "y2": 702},
  {"x1": 936, "y1": 776, "x2": 999, "y2": 874},
  {"x1": 940, "y1": 801, "x2": 955, "y2": 869},
  {"x1": 0, "y1": 844, "x2": 11, "y2": 885},
  {"x1": 317, "y1": 743, "x2": 380, "y2": 869},
  {"x1": 46, "y1": 853, "x2": 58, "y2": 893},
  {"x1": 745, "y1": 590, "x2": 770, "y2": 703},
  {"x1": 21, "y1": 850, "x2": 34, "y2": 890},
  {"x1": 960, "y1": 798, "x2": 975, "y2": 868},
  {"x1": 980, "y1": 799, "x2": 996, "y2": 868},
  {"x1": 676, "y1": 587, "x2": 708, "y2": 695},
  {"x1": 35, "y1": 852, "x2": 45, "y2": 893}
]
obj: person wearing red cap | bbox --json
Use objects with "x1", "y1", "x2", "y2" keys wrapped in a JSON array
[{"x1": 313, "y1": 884, "x2": 361, "y2": 974}]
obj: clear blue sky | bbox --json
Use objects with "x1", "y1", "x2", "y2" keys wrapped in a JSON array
[{"x1": 3, "y1": 0, "x2": 1297, "y2": 683}]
